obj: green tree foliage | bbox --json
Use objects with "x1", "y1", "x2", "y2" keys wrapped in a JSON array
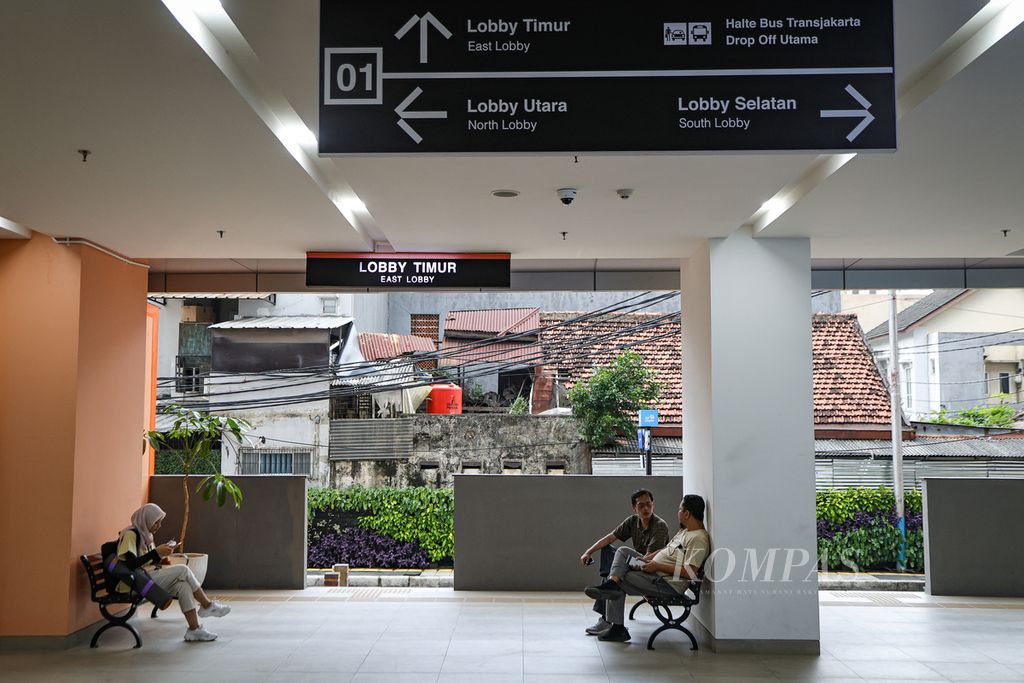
[
  {"x1": 154, "y1": 449, "x2": 219, "y2": 475},
  {"x1": 509, "y1": 396, "x2": 528, "y2": 415},
  {"x1": 568, "y1": 351, "x2": 662, "y2": 447},
  {"x1": 926, "y1": 398, "x2": 1017, "y2": 428},
  {"x1": 308, "y1": 486, "x2": 454, "y2": 562},
  {"x1": 145, "y1": 405, "x2": 251, "y2": 550}
]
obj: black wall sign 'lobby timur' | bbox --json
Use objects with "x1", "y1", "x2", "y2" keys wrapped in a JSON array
[
  {"x1": 319, "y1": 1, "x2": 896, "y2": 155},
  {"x1": 306, "y1": 252, "x2": 511, "y2": 289}
]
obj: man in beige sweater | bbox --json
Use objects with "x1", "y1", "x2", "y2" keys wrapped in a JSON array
[{"x1": 584, "y1": 494, "x2": 710, "y2": 642}]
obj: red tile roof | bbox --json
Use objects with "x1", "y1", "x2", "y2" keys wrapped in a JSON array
[
  {"x1": 812, "y1": 314, "x2": 893, "y2": 425},
  {"x1": 439, "y1": 337, "x2": 538, "y2": 366},
  {"x1": 540, "y1": 311, "x2": 683, "y2": 423},
  {"x1": 445, "y1": 308, "x2": 540, "y2": 336},
  {"x1": 358, "y1": 333, "x2": 435, "y2": 361},
  {"x1": 538, "y1": 311, "x2": 892, "y2": 427}
]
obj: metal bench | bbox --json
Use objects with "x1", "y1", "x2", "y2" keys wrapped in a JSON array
[
  {"x1": 79, "y1": 554, "x2": 164, "y2": 648},
  {"x1": 628, "y1": 567, "x2": 705, "y2": 651}
]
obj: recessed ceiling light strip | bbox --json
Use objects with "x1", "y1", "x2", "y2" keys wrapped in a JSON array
[{"x1": 160, "y1": 0, "x2": 379, "y2": 246}]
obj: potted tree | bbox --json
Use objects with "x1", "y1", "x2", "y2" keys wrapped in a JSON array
[{"x1": 146, "y1": 405, "x2": 252, "y2": 583}]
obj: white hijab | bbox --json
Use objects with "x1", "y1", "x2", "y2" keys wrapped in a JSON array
[{"x1": 121, "y1": 503, "x2": 166, "y2": 551}]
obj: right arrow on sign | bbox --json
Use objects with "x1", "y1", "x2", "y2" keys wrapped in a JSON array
[
  {"x1": 395, "y1": 87, "x2": 448, "y2": 143},
  {"x1": 820, "y1": 85, "x2": 876, "y2": 142},
  {"x1": 395, "y1": 12, "x2": 452, "y2": 64}
]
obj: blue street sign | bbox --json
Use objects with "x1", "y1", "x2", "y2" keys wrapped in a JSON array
[
  {"x1": 638, "y1": 410, "x2": 659, "y2": 427},
  {"x1": 637, "y1": 429, "x2": 645, "y2": 450}
]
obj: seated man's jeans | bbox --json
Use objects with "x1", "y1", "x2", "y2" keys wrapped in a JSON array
[
  {"x1": 604, "y1": 546, "x2": 683, "y2": 626},
  {"x1": 592, "y1": 545, "x2": 618, "y2": 615}
]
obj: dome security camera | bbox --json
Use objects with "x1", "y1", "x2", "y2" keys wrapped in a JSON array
[
  {"x1": 557, "y1": 187, "x2": 578, "y2": 205},
  {"x1": 616, "y1": 188, "x2": 634, "y2": 200}
]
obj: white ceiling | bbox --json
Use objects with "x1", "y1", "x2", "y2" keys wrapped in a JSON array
[{"x1": 1, "y1": 0, "x2": 1022, "y2": 268}]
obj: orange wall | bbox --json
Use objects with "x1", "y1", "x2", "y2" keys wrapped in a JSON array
[
  {"x1": 67, "y1": 246, "x2": 149, "y2": 632},
  {"x1": 0, "y1": 233, "x2": 149, "y2": 636}
]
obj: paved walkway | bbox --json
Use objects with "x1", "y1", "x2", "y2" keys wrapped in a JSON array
[{"x1": 3, "y1": 589, "x2": 1024, "y2": 681}]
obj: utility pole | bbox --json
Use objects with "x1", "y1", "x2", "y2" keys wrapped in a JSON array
[{"x1": 888, "y1": 290, "x2": 907, "y2": 571}]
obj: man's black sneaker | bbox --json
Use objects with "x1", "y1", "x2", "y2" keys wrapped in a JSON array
[
  {"x1": 584, "y1": 580, "x2": 623, "y2": 601},
  {"x1": 598, "y1": 624, "x2": 631, "y2": 642}
]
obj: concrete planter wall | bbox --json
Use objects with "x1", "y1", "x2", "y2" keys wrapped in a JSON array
[
  {"x1": 454, "y1": 474, "x2": 683, "y2": 591},
  {"x1": 924, "y1": 477, "x2": 1024, "y2": 597},
  {"x1": 149, "y1": 475, "x2": 307, "y2": 589}
]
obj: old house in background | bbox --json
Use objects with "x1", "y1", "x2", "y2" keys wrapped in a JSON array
[
  {"x1": 208, "y1": 315, "x2": 356, "y2": 485},
  {"x1": 866, "y1": 289, "x2": 1024, "y2": 420}
]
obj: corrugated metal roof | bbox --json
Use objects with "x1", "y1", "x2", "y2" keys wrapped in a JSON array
[
  {"x1": 814, "y1": 438, "x2": 1024, "y2": 459},
  {"x1": 594, "y1": 436, "x2": 1024, "y2": 460},
  {"x1": 592, "y1": 456, "x2": 684, "y2": 477},
  {"x1": 439, "y1": 337, "x2": 536, "y2": 366},
  {"x1": 150, "y1": 293, "x2": 273, "y2": 300},
  {"x1": 594, "y1": 437, "x2": 684, "y2": 456},
  {"x1": 445, "y1": 308, "x2": 540, "y2": 335},
  {"x1": 209, "y1": 315, "x2": 353, "y2": 330},
  {"x1": 816, "y1": 459, "x2": 1024, "y2": 490},
  {"x1": 596, "y1": 454, "x2": 1024, "y2": 486},
  {"x1": 359, "y1": 333, "x2": 435, "y2": 361},
  {"x1": 332, "y1": 359, "x2": 426, "y2": 387}
]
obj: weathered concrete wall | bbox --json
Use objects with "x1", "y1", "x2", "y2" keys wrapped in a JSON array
[
  {"x1": 150, "y1": 475, "x2": 307, "y2": 589},
  {"x1": 211, "y1": 374, "x2": 331, "y2": 486},
  {"x1": 454, "y1": 475, "x2": 683, "y2": 590},
  {"x1": 924, "y1": 477, "x2": 1024, "y2": 597},
  {"x1": 331, "y1": 414, "x2": 588, "y2": 488},
  {"x1": 386, "y1": 291, "x2": 681, "y2": 336}
]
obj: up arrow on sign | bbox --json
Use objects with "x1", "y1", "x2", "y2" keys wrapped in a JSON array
[{"x1": 395, "y1": 12, "x2": 452, "y2": 64}]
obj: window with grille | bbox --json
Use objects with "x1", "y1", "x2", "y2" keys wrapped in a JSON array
[
  {"x1": 175, "y1": 355, "x2": 210, "y2": 394},
  {"x1": 239, "y1": 448, "x2": 312, "y2": 476}
]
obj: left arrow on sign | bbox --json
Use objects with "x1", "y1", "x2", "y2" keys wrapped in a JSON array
[
  {"x1": 395, "y1": 12, "x2": 452, "y2": 64},
  {"x1": 395, "y1": 87, "x2": 448, "y2": 143},
  {"x1": 820, "y1": 84, "x2": 876, "y2": 142}
]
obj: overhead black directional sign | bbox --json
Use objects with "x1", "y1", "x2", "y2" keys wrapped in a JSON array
[{"x1": 319, "y1": 1, "x2": 896, "y2": 155}]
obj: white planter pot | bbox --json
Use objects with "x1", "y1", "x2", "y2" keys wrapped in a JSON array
[{"x1": 168, "y1": 552, "x2": 209, "y2": 585}]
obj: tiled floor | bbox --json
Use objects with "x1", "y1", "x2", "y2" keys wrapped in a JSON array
[{"x1": 3, "y1": 589, "x2": 1024, "y2": 682}]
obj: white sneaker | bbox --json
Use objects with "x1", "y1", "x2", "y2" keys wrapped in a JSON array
[
  {"x1": 184, "y1": 625, "x2": 218, "y2": 642},
  {"x1": 198, "y1": 601, "x2": 231, "y2": 618}
]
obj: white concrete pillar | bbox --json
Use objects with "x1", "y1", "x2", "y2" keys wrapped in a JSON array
[{"x1": 682, "y1": 229, "x2": 819, "y2": 654}]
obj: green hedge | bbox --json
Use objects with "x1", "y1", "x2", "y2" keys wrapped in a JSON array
[
  {"x1": 307, "y1": 485, "x2": 924, "y2": 571},
  {"x1": 154, "y1": 449, "x2": 220, "y2": 475},
  {"x1": 309, "y1": 486, "x2": 454, "y2": 562},
  {"x1": 816, "y1": 487, "x2": 924, "y2": 572}
]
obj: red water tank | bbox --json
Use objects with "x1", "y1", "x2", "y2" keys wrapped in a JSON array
[{"x1": 427, "y1": 383, "x2": 463, "y2": 414}]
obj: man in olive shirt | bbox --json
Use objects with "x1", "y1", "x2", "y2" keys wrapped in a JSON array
[
  {"x1": 579, "y1": 489, "x2": 670, "y2": 635},
  {"x1": 585, "y1": 494, "x2": 710, "y2": 643}
]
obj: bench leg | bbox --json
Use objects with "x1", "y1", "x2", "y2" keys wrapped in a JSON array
[
  {"x1": 646, "y1": 604, "x2": 698, "y2": 651},
  {"x1": 90, "y1": 620, "x2": 143, "y2": 649},
  {"x1": 92, "y1": 603, "x2": 143, "y2": 649},
  {"x1": 628, "y1": 598, "x2": 648, "y2": 621}
]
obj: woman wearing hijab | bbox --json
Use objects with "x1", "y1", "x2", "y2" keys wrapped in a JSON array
[{"x1": 117, "y1": 503, "x2": 231, "y2": 642}]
